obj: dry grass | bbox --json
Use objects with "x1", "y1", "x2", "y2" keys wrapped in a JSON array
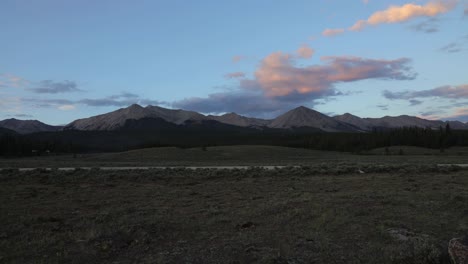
[{"x1": 0, "y1": 166, "x2": 467, "y2": 263}]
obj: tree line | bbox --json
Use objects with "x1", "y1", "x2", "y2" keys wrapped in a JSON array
[{"x1": 1, "y1": 124, "x2": 467, "y2": 156}]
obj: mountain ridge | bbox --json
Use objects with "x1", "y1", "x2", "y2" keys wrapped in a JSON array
[
  {"x1": 0, "y1": 118, "x2": 62, "y2": 134},
  {"x1": 1, "y1": 104, "x2": 467, "y2": 134}
]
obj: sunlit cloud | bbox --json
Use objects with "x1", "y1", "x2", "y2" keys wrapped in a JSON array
[
  {"x1": 296, "y1": 44, "x2": 315, "y2": 58},
  {"x1": 0, "y1": 73, "x2": 29, "y2": 88},
  {"x1": 350, "y1": 1, "x2": 457, "y2": 31},
  {"x1": 58, "y1": 104, "x2": 76, "y2": 111},
  {"x1": 232, "y1": 55, "x2": 246, "y2": 63},
  {"x1": 322, "y1": 28, "x2": 345, "y2": 37},
  {"x1": 253, "y1": 52, "x2": 415, "y2": 98},
  {"x1": 174, "y1": 47, "x2": 416, "y2": 116},
  {"x1": 420, "y1": 107, "x2": 468, "y2": 121}
]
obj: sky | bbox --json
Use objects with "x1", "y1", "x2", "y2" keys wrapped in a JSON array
[{"x1": 1, "y1": 0, "x2": 467, "y2": 125}]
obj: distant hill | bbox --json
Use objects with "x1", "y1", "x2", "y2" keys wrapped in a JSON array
[
  {"x1": 333, "y1": 113, "x2": 467, "y2": 131},
  {"x1": 268, "y1": 106, "x2": 360, "y2": 132},
  {"x1": 0, "y1": 118, "x2": 62, "y2": 134}
]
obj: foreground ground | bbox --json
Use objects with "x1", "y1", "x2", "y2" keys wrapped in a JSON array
[{"x1": 1, "y1": 165, "x2": 467, "y2": 263}]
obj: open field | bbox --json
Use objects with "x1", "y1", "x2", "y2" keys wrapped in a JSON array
[
  {"x1": 1, "y1": 166, "x2": 467, "y2": 263},
  {"x1": 1, "y1": 145, "x2": 468, "y2": 168}
]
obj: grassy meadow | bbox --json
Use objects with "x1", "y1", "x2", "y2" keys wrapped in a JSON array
[
  {"x1": 1, "y1": 146, "x2": 467, "y2": 263},
  {"x1": 0, "y1": 165, "x2": 467, "y2": 263},
  {"x1": 1, "y1": 145, "x2": 468, "y2": 168}
]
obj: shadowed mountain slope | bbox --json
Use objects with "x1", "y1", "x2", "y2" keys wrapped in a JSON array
[
  {"x1": 269, "y1": 106, "x2": 360, "y2": 132},
  {"x1": 0, "y1": 118, "x2": 62, "y2": 134}
]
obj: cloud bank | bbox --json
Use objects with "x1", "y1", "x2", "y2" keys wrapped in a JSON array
[{"x1": 174, "y1": 49, "x2": 415, "y2": 117}]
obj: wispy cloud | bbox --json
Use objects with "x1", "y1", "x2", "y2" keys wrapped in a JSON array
[
  {"x1": 296, "y1": 44, "x2": 315, "y2": 58},
  {"x1": 439, "y1": 34, "x2": 468, "y2": 53},
  {"x1": 420, "y1": 107, "x2": 468, "y2": 121},
  {"x1": 376, "y1": 104, "x2": 389, "y2": 110},
  {"x1": 232, "y1": 55, "x2": 246, "y2": 63},
  {"x1": 322, "y1": 28, "x2": 345, "y2": 37},
  {"x1": 322, "y1": 1, "x2": 457, "y2": 37},
  {"x1": 384, "y1": 84, "x2": 468, "y2": 100},
  {"x1": 350, "y1": 1, "x2": 457, "y2": 31},
  {"x1": 28, "y1": 80, "x2": 83, "y2": 94},
  {"x1": 409, "y1": 18, "x2": 440, "y2": 33},
  {"x1": 58, "y1": 105, "x2": 76, "y2": 111},
  {"x1": 439, "y1": 42, "x2": 462, "y2": 52},
  {"x1": 445, "y1": 108, "x2": 468, "y2": 121},
  {"x1": 0, "y1": 73, "x2": 29, "y2": 88},
  {"x1": 225, "y1": 72, "x2": 246, "y2": 79},
  {"x1": 409, "y1": 99, "x2": 423, "y2": 106},
  {"x1": 23, "y1": 92, "x2": 168, "y2": 109},
  {"x1": 11, "y1": 114, "x2": 34, "y2": 118}
]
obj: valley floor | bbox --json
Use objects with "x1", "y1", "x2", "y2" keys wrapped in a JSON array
[
  {"x1": 1, "y1": 145, "x2": 468, "y2": 168},
  {"x1": 1, "y1": 166, "x2": 467, "y2": 263}
]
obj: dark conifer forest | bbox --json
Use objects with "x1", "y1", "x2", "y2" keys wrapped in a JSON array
[{"x1": 1, "y1": 124, "x2": 467, "y2": 156}]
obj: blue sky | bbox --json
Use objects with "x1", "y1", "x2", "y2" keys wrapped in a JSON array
[{"x1": 1, "y1": 0, "x2": 467, "y2": 125}]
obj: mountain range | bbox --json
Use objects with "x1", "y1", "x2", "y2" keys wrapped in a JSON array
[{"x1": 1, "y1": 104, "x2": 467, "y2": 134}]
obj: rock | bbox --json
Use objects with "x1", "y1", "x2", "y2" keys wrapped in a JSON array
[
  {"x1": 387, "y1": 228, "x2": 442, "y2": 262},
  {"x1": 449, "y1": 236, "x2": 468, "y2": 264}
]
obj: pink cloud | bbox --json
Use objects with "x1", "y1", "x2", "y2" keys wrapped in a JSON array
[
  {"x1": 252, "y1": 52, "x2": 415, "y2": 98},
  {"x1": 175, "y1": 47, "x2": 416, "y2": 117},
  {"x1": 322, "y1": 28, "x2": 345, "y2": 37},
  {"x1": 0, "y1": 73, "x2": 29, "y2": 88},
  {"x1": 232, "y1": 55, "x2": 245, "y2": 63},
  {"x1": 296, "y1": 44, "x2": 315, "y2": 59},
  {"x1": 350, "y1": 0, "x2": 458, "y2": 31},
  {"x1": 420, "y1": 107, "x2": 468, "y2": 122}
]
